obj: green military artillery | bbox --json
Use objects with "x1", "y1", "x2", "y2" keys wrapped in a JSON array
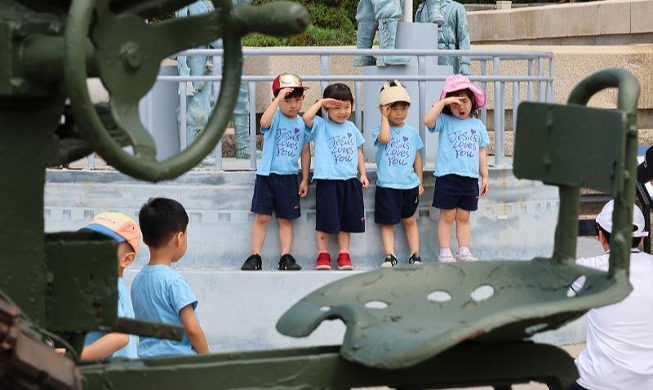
[{"x1": 0, "y1": 0, "x2": 643, "y2": 388}]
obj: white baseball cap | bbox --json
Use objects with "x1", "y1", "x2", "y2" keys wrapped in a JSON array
[{"x1": 595, "y1": 200, "x2": 648, "y2": 237}]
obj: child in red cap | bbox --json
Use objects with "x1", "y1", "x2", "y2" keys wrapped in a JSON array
[{"x1": 241, "y1": 73, "x2": 311, "y2": 271}]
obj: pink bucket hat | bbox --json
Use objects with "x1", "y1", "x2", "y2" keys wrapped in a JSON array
[{"x1": 439, "y1": 74, "x2": 486, "y2": 109}]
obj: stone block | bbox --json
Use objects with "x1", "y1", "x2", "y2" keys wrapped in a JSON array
[{"x1": 631, "y1": 0, "x2": 653, "y2": 34}]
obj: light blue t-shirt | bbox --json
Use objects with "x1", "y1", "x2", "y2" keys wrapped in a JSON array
[
  {"x1": 131, "y1": 265, "x2": 199, "y2": 358},
  {"x1": 373, "y1": 124, "x2": 424, "y2": 189},
  {"x1": 257, "y1": 110, "x2": 308, "y2": 176},
  {"x1": 83, "y1": 277, "x2": 137, "y2": 359},
  {"x1": 306, "y1": 116, "x2": 365, "y2": 180},
  {"x1": 428, "y1": 114, "x2": 490, "y2": 178}
]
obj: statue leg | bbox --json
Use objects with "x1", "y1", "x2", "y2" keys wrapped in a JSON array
[
  {"x1": 353, "y1": 21, "x2": 378, "y2": 67},
  {"x1": 187, "y1": 125, "x2": 216, "y2": 166},
  {"x1": 376, "y1": 18, "x2": 409, "y2": 66},
  {"x1": 353, "y1": 0, "x2": 378, "y2": 67},
  {"x1": 233, "y1": 114, "x2": 252, "y2": 159},
  {"x1": 233, "y1": 81, "x2": 261, "y2": 159}
]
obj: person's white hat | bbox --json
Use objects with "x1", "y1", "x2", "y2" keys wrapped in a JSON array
[
  {"x1": 380, "y1": 80, "x2": 411, "y2": 106},
  {"x1": 596, "y1": 200, "x2": 648, "y2": 237}
]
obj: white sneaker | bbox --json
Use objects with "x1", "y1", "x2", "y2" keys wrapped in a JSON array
[
  {"x1": 438, "y1": 252, "x2": 455, "y2": 263},
  {"x1": 456, "y1": 248, "x2": 478, "y2": 262}
]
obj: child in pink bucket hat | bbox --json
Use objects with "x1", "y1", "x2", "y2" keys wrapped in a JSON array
[
  {"x1": 423, "y1": 74, "x2": 490, "y2": 263},
  {"x1": 439, "y1": 74, "x2": 486, "y2": 109}
]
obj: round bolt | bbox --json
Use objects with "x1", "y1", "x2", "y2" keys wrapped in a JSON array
[
  {"x1": 49, "y1": 21, "x2": 63, "y2": 35},
  {"x1": 11, "y1": 22, "x2": 27, "y2": 40},
  {"x1": 10, "y1": 77, "x2": 28, "y2": 94},
  {"x1": 120, "y1": 42, "x2": 142, "y2": 70}
]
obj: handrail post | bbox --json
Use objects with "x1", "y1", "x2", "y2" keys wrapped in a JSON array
[
  {"x1": 248, "y1": 80, "x2": 257, "y2": 170},
  {"x1": 480, "y1": 60, "x2": 487, "y2": 125},
  {"x1": 493, "y1": 56, "x2": 503, "y2": 166},
  {"x1": 418, "y1": 55, "x2": 427, "y2": 168}
]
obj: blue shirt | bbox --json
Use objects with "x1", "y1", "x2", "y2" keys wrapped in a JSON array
[
  {"x1": 373, "y1": 124, "x2": 424, "y2": 189},
  {"x1": 257, "y1": 110, "x2": 308, "y2": 176},
  {"x1": 306, "y1": 116, "x2": 365, "y2": 180},
  {"x1": 83, "y1": 277, "x2": 137, "y2": 359},
  {"x1": 428, "y1": 114, "x2": 489, "y2": 178},
  {"x1": 131, "y1": 265, "x2": 200, "y2": 358}
]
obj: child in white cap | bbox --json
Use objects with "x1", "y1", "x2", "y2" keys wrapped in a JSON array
[
  {"x1": 568, "y1": 200, "x2": 653, "y2": 390},
  {"x1": 423, "y1": 74, "x2": 490, "y2": 262},
  {"x1": 374, "y1": 81, "x2": 424, "y2": 268}
]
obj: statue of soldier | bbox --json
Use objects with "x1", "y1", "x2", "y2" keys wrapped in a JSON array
[
  {"x1": 416, "y1": 0, "x2": 471, "y2": 75},
  {"x1": 353, "y1": 0, "x2": 410, "y2": 67},
  {"x1": 176, "y1": 0, "x2": 256, "y2": 164}
]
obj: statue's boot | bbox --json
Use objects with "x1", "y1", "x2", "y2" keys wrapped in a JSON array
[
  {"x1": 353, "y1": 23, "x2": 377, "y2": 67},
  {"x1": 233, "y1": 114, "x2": 261, "y2": 159},
  {"x1": 187, "y1": 126, "x2": 215, "y2": 166},
  {"x1": 376, "y1": 19, "x2": 409, "y2": 67}
]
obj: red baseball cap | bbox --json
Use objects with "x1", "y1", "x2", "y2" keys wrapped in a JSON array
[{"x1": 272, "y1": 73, "x2": 308, "y2": 95}]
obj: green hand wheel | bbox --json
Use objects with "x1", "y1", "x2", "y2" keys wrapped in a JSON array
[{"x1": 64, "y1": 0, "x2": 308, "y2": 181}]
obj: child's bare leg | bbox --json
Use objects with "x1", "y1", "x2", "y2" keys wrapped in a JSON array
[
  {"x1": 277, "y1": 218, "x2": 292, "y2": 255},
  {"x1": 251, "y1": 213, "x2": 271, "y2": 254},
  {"x1": 316, "y1": 231, "x2": 330, "y2": 252},
  {"x1": 454, "y1": 208, "x2": 472, "y2": 247},
  {"x1": 402, "y1": 215, "x2": 419, "y2": 255},
  {"x1": 337, "y1": 231, "x2": 351, "y2": 252},
  {"x1": 438, "y1": 209, "x2": 456, "y2": 248},
  {"x1": 380, "y1": 224, "x2": 395, "y2": 255}
]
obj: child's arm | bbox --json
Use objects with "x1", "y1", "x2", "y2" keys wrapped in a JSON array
[
  {"x1": 260, "y1": 88, "x2": 293, "y2": 129},
  {"x1": 81, "y1": 333, "x2": 129, "y2": 360},
  {"x1": 357, "y1": 148, "x2": 369, "y2": 188},
  {"x1": 377, "y1": 105, "x2": 392, "y2": 144},
  {"x1": 299, "y1": 143, "x2": 311, "y2": 197},
  {"x1": 479, "y1": 146, "x2": 489, "y2": 195},
  {"x1": 414, "y1": 151, "x2": 424, "y2": 196},
  {"x1": 423, "y1": 97, "x2": 463, "y2": 128},
  {"x1": 302, "y1": 98, "x2": 341, "y2": 128},
  {"x1": 179, "y1": 304, "x2": 209, "y2": 354}
]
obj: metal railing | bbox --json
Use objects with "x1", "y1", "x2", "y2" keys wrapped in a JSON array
[{"x1": 114, "y1": 47, "x2": 555, "y2": 171}]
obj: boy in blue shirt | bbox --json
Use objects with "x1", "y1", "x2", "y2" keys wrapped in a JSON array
[
  {"x1": 80, "y1": 212, "x2": 142, "y2": 359},
  {"x1": 373, "y1": 81, "x2": 424, "y2": 268},
  {"x1": 131, "y1": 198, "x2": 209, "y2": 357},
  {"x1": 241, "y1": 73, "x2": 311, "y2": 271}
]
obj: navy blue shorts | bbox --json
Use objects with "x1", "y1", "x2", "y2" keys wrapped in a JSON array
[
  {"x1": 432, "y1": 174, "x2": 479, "y2": 211},
  {"x1": 251, "y1": 174, "x2": 301, "y2": 219},
  {"x1": 375, "y1": 186, "x2": 420, "y2": 225},
  {"x1": 315, "y1": 178, "x2": 365, "y2": 234}
]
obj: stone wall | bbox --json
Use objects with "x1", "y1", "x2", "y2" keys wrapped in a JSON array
[{"x1": 467, "y1": 0, "x2": 653, "y2": 45}]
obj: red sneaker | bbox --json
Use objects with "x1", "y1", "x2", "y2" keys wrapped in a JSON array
[
  {"x1": 337, "y1": 252, "x2": 354, "y2": 270},
  {"x1": 316, "y1": 252, "x2": 331, "y2": 270}
]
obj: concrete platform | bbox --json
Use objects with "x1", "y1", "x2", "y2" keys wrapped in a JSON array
[{"x1": 43, "y1": 164, "x2": 605, "y2": 354}]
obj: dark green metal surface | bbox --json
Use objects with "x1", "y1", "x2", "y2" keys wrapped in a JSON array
[
  {"x1": 79, "y1": 342, "x2": 577, "y2": 389},
  {"x1": 0, "y1": 0, "x2": 644, "y2": 388}
]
